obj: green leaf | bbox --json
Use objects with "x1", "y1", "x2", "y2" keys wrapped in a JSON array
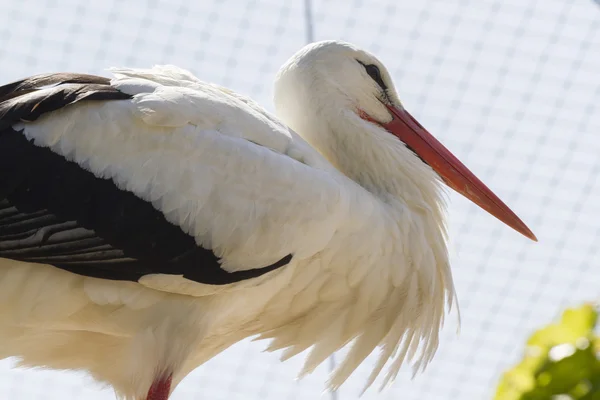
[
  {"x1": 494, "y1": 303, "x2": 600, "y2": 400},
  {"x1": 538, "y1": 347, "x2": 595, "y2": 394},
  {"x1": 561, "y1": 305, "x2": 597, "y2": 338},
  {"x1": 527, "y1": 304, "x2": 597, "y2": 349}
]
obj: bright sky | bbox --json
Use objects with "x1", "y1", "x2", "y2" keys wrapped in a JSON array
[{"x1": 0, "y1": 0, "x2": 598, "y2": 399}]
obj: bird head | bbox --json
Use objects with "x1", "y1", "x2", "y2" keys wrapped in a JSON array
[{"x1": 274, "y1": 40, "x2": 536, "y2": 241}]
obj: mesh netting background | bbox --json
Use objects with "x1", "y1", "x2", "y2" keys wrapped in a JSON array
[{"x1": 0, "y1": 0, "x2": 599, "y2": 399}]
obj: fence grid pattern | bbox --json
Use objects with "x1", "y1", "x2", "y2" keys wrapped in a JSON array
[{"x1": 0, "y1": 0, "x2": 598, "y2": 399}]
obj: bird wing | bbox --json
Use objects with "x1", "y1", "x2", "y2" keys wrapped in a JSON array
[{"x1": 0, "y1": 66, "x2": 364, "y2": 295}]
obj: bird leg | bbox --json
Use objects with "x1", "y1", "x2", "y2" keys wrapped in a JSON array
[{"x1": 146, "y1": 374, "x2": 172, "y2": 400}]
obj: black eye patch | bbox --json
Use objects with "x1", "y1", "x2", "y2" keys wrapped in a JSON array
[{"x1": 357, "y1": 60, "x2": 387, "y2": 91}]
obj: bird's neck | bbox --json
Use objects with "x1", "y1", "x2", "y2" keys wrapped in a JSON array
[
  {"x1": 274, "y1": 87, "x2": 446, "y2": 234},
  {"x1": 313, "y1": 114, "x2": 446, "y2": 220}
]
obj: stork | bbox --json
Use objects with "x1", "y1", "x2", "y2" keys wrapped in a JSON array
[{"x1": 0, "y1": 40, "x2": 536, "y2": 400}]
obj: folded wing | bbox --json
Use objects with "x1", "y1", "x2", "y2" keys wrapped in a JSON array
[{"x1": 0, "y1": 67, "x2": 356, "y2": 294}]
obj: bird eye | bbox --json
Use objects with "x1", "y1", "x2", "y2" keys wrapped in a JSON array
[{"x1": 361, "y1": 62, "x2": 387, "y2": 91}]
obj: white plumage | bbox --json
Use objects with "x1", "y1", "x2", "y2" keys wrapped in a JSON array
[{"x1": 0, "y1": 40, "x2": 535, "y2": 399}]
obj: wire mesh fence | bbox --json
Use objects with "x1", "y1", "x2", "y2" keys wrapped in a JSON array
[{"x1": 0, "y1": 0, "x2": 598, "y2": 399}]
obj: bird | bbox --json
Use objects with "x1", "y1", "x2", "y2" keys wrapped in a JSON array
[{"x1": 0, "y1": 40, "x2": 536, "y2": 400}]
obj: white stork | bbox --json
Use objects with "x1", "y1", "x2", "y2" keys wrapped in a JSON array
[{"x1": 0, "y1": 40, "x2": 536, "y2": 400}]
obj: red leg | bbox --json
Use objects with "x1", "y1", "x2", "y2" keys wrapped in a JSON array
[{"x1": 146, "y1": 374, "x2": 173, "y2": 400}]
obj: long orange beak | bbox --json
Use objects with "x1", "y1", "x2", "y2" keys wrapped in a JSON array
[{"x1": 369, "y1": 104, "x2": 537, "y2": 241}]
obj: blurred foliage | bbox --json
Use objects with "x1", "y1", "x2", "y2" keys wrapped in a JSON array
[{"x1": 495, "y1": 304, "x2": 600, "y2": 400}]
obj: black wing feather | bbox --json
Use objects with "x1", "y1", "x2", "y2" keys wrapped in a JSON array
[{"x1": 0, "y1": 73, "x2": 291, "y2": 286}]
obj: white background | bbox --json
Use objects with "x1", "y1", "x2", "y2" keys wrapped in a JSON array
[{"x1": 0, "y1": 0, "x2": 599, "y2": 399}]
